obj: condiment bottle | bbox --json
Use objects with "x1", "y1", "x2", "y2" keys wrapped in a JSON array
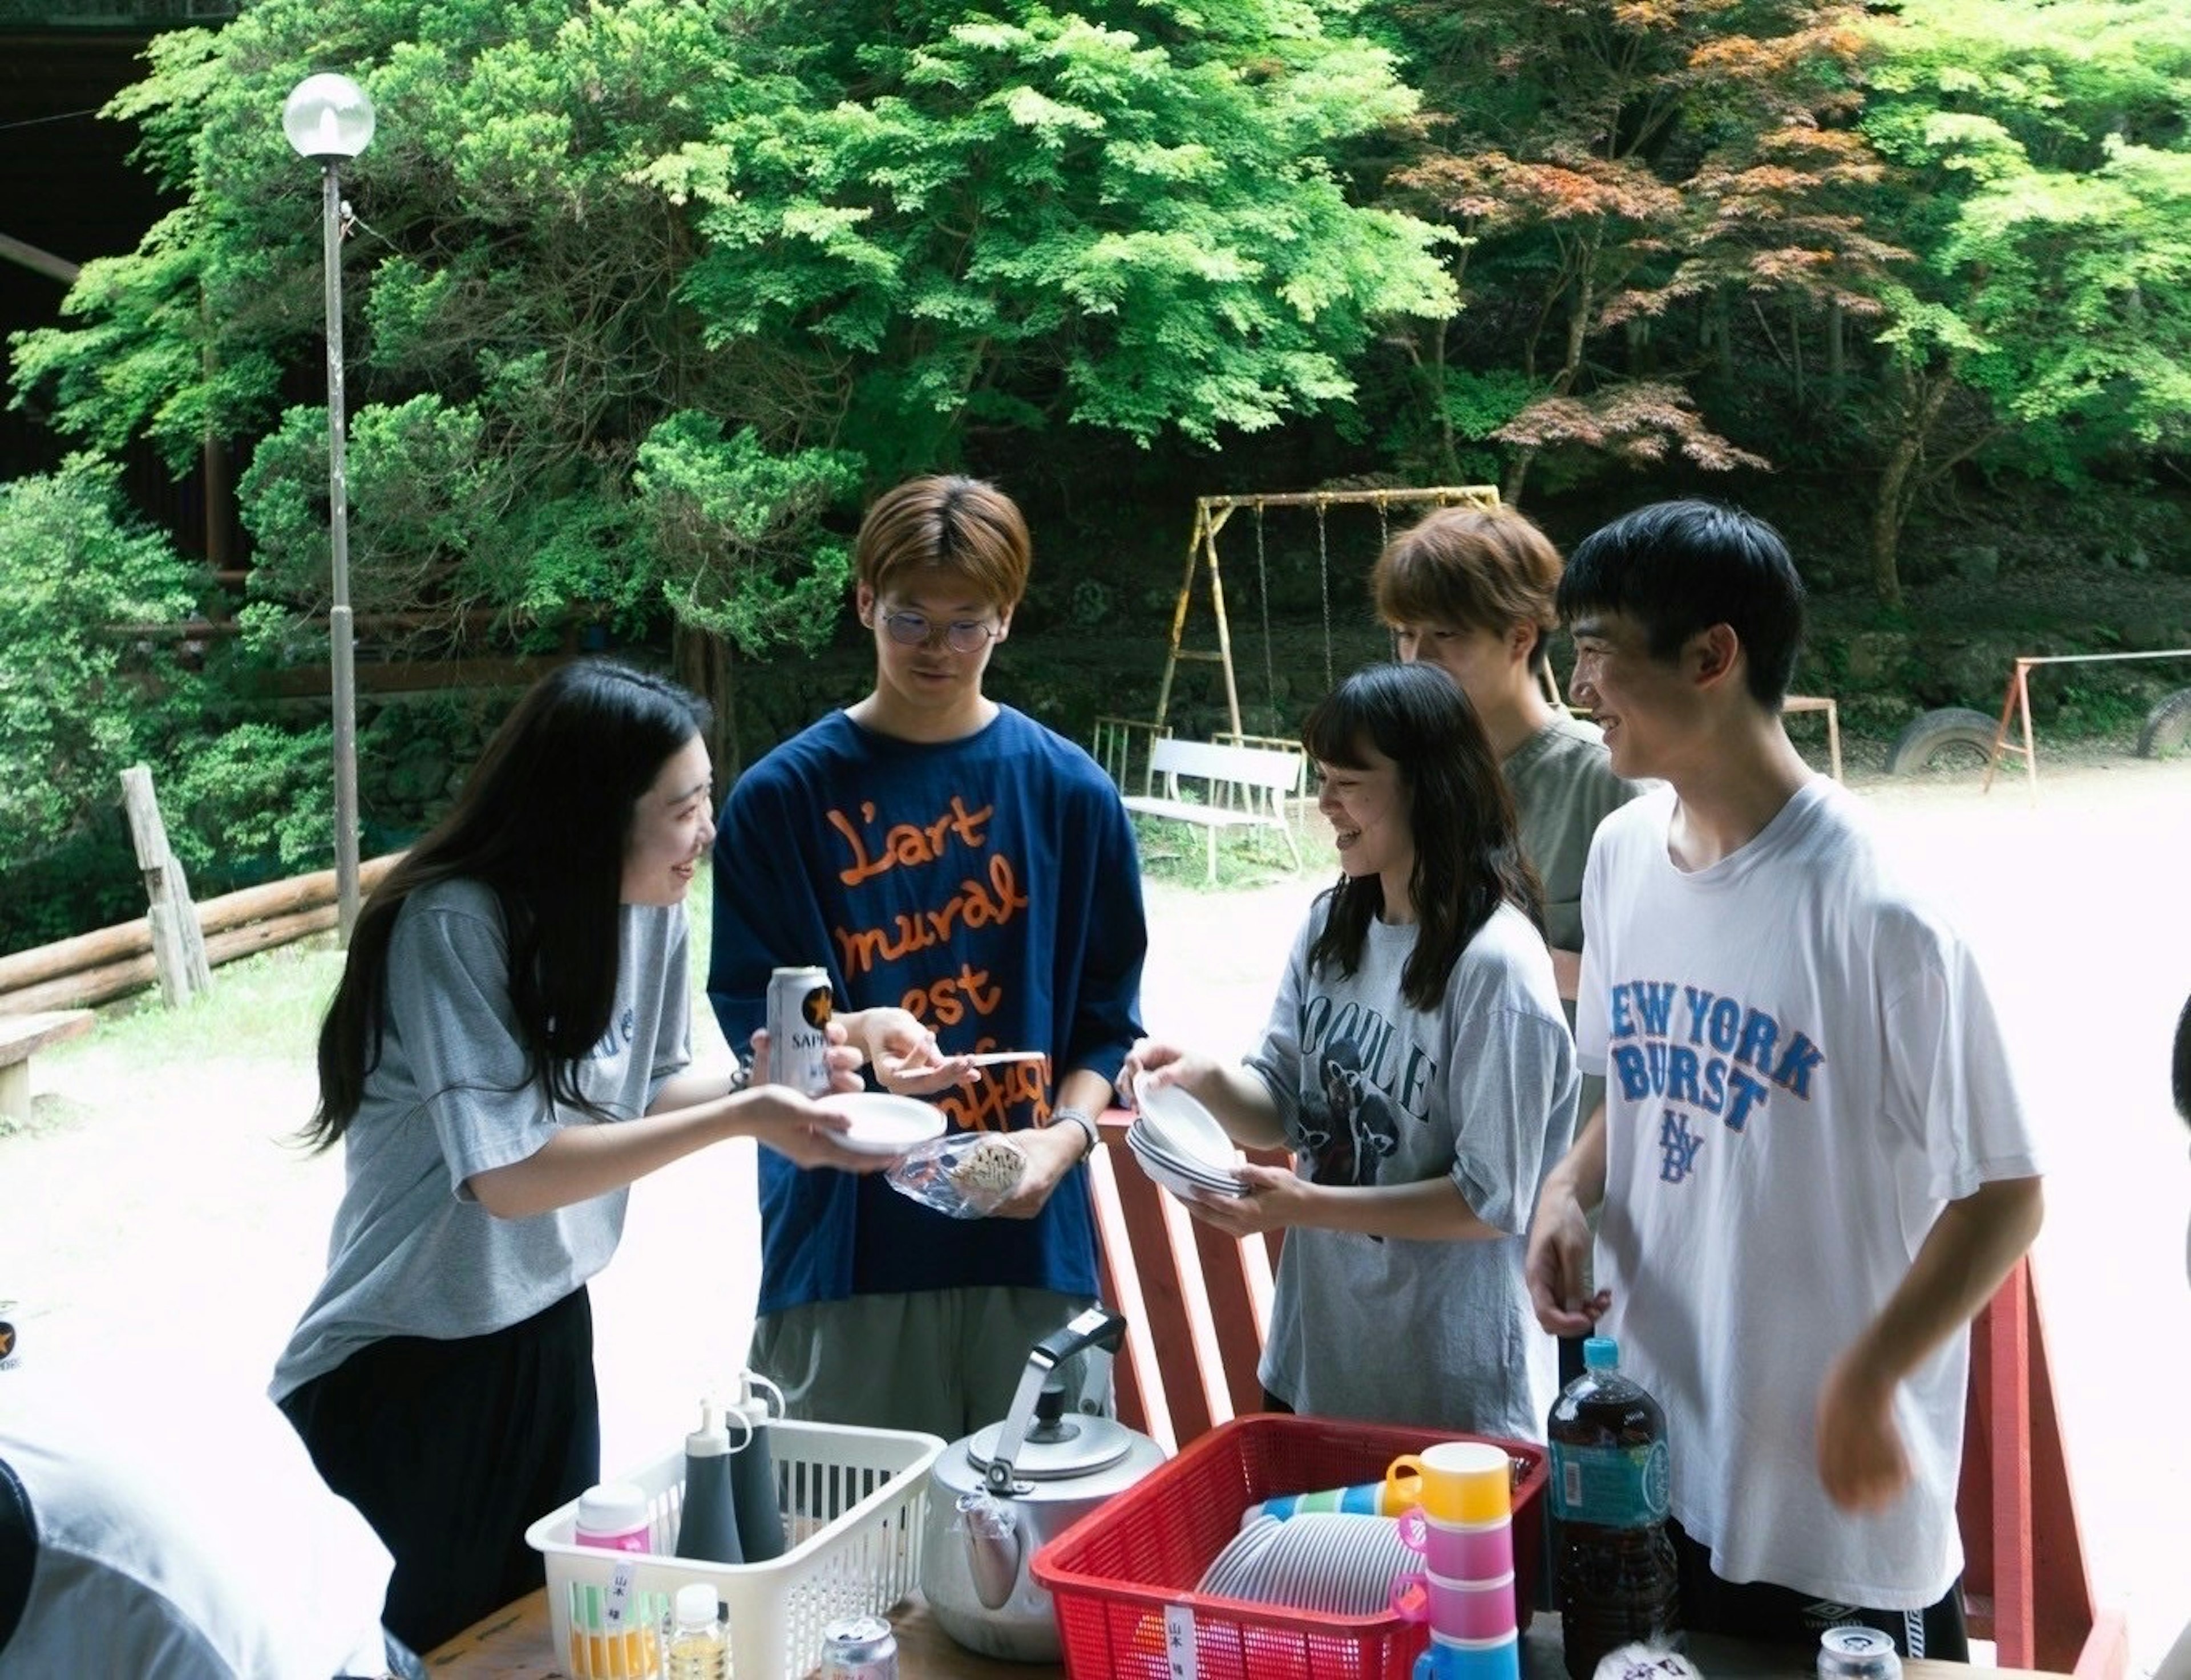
[
  {"x1": 673, "y1": 1398, "x2": 744, "y2": 1564},
  {"x1": 727, "y1": 1370, "x2": 786, "y2": 1564}
]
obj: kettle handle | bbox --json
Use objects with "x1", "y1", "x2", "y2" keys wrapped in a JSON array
[
  {"x1": 1031, "y1": 1305, "x2": 1126, "y2": 1372},
  {"x1": 983, "y1": 1306, "x2": 1127, "y2": 1493}
]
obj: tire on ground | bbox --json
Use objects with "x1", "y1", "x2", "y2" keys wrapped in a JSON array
[
  {"x1": 2137, "y1": 687, "x2": 2191, "y2": 760},
  {"x1": 1886, "y1": 707, "x2": 2000, "y2": 776}
]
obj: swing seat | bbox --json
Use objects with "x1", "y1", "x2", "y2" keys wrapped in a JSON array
[{"x1": 1121, "y1": 737, "x2": 1304, "y2": 884}]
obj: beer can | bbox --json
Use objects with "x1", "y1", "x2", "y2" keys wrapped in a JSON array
[
  {"x1": 818, "y1": 1613, "x2": 898, "y2": 1678},
  {"x1": 766, "y1": 966, "x2": 834, "y2": 1098},
  {"x1": 1818, "y1": 1625, "x2": 1903, "y2": 1680}
]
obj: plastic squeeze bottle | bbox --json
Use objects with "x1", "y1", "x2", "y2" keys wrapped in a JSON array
[
  {"x1": 673, "y1": 1398, "x2": 744, "y2": 1564},
  {"x1": 726, "y1": 1371, "x2": 786, "y2": 1564}
]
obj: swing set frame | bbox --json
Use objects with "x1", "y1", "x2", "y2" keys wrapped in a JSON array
[{"x1": 1151, "y1": 485, "x2": 1502, "y2": 740}]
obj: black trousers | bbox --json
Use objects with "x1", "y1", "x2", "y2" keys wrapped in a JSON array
[
  {"x1": 278, "y1": 1286, "x2": 600, "y2": 1658},
  {"x1": 1669, "y1": 1516, "x2": 1970, "y2": 1662}
]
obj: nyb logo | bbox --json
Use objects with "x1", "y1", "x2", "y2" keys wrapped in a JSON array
[{"x1": 1658, "y1": 1112, "x2": 1703, "y2": 1184}]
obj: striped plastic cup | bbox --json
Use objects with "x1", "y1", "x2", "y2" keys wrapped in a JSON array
[{"x1": 1256, "y1": 1478, "x2": 1410, "y2": 1520}]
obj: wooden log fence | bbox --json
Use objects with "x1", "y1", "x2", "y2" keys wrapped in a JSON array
[
  {"x1": 121, "y1": 764, "x2": 212, "y2": 1007},
  {"x1": 0, "y1": 855, "x2": 401, "y2": 1017}
]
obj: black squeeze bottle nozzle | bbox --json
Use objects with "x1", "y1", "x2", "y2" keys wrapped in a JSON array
[
  {"x1": 673, "y1": 1396, "x2": 744, "y2": 1565},
  {"x1": 727, "y1": 1370, "x2": 786, "y2": 1564}
]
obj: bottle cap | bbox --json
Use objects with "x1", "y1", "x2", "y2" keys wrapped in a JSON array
[
  {"x1": 574, "y1": 1481, "x2": 650, "y2": 1537},
  {"x1": 686, "y1": 1396, "x2": 731, "y2": 1457},
  {"x1": 674, "y1": 1581, "x2": 719, "y2": 1628},
  {"x1": 1583, "y1": 1335, "x2": 1619, "y2": 1370},
  {"x1": 729, "y1": 1371, "x2": 766, "y2": 1430},
  {"x1": 732, "y1": 1368, "x2": 783, "y2": 1428}
]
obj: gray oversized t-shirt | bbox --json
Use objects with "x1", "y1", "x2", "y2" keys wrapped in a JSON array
[
  {"x1": 1244, "y1": 901, "x2": 1578, "y2": 1440},
  {"x1": 272, "y1": 878, "x2": 690, "y2": 1401}
]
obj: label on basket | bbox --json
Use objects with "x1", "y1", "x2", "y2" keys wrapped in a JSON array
[
  {"x1": 1165, "y1": 1602, "x2": 1198, "y2": 1679},
  {"x1": 603, "y1": 1558, "x2": 637, "y2": 1632}
]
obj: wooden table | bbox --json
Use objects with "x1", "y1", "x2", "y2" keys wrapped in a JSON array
[
  {"x1": 427, "y1": 1590, "x2": 2063, "y2": 1679},
  {"x1": 424, "y1": 1588, "x2": 1056, "y2": 1677}
]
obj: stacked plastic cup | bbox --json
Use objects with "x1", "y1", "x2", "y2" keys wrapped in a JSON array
[
  {"x1": 1255, "y1": 1477, "x2": 1413, "y2": 1520},
  {"x1": 1382, "y1": 1442, "x2": 1520, "y2": 1680}
]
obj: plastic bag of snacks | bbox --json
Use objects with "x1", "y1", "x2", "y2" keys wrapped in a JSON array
[
  {"x1": 1591, "y1": 1646, "x2": 1702, "y2": 1680},
  {"x1": 886, "y1": 1132, "x2": 1028, "y2": 1217}
]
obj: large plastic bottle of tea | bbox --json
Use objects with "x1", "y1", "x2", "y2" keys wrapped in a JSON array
[{"x1": 1547, "y1": 1335, "x2": 1679, "y2": 1679}]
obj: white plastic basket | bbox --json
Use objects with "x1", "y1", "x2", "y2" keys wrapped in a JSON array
[{"x1": 525, "y1": 1418, "x2": 945, "y2": 1679}]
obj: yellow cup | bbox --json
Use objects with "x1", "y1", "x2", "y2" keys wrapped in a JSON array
[{"x1": 1385, "y1": 1440, "x2": 1513, "y2": 1524}]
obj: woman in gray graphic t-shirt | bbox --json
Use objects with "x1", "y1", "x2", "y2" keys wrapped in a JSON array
[
  {"x1": 1123, "y1": 663, "x2": 1579, "y2": 1439},
  {"x1": 270, "y1": 659, "x2": 933, "y2": 1656}
]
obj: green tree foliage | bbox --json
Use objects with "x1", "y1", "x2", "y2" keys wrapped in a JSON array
[
  {"x1": 0, "y1": 459, "x2": 355, "y2": 952},
  {"x1": 649, "y1": 0, "x2": 1453, "y2": 463},
  {"x1": 11, "y1": 0, "x2": 1454, "y2": 764},
  {"x1": 0, "y1": 457, "x2": 204, "y2": 861},
  {"x1": 1861, "y1": 0, "x2": 2191, "y2": 601},
  {"x1": 160, "y1": 719, "x2": 337, "y2": 883}
]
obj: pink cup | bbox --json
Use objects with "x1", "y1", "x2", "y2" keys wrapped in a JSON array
[
  {"x1": 1399, "y1": 1508, "x2": 1514, "y2": 1581},
  {"x1": 1388, "y1": 1569, "x2": 1517, "y2": 1641}
]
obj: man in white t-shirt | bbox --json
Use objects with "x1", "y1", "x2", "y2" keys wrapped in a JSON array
[{"x1": 1524, "y1": 500, "x2": 2044, "y2": 1657}]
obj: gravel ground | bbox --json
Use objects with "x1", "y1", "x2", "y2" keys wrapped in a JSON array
[{"x1": 3, "y1": 748, "x2": 2187, "y2": 1671}]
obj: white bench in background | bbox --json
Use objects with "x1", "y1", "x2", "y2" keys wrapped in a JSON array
[
  {"x1": 0, "y1": 1010, "x2": 95, "y2": 1123},
  {"x1": 1121, "y1": 737, "x2": 1304, "y2": 884}
]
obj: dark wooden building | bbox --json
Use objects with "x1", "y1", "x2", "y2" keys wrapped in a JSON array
[{"x1": 1, "y1": 0, "x2": 235, "y2": 556}]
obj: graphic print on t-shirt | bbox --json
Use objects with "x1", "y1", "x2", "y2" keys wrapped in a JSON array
[
  {"x1": 583, "y1": 1005, "x2": 637, "y2": 1062},
  {"x1": 1603, "y1": 978, "x2": 1828, "y2": 1183},
  {"x1": 823, "y1": 790, "x2": 1048, "y2": 1132},
  {"x1": 1292, "y1": 989, "x2": 1440, "y2": 1192},
  {"x1": 1303, "y1": 1035, "x2": 1401, "y2": 1187}
]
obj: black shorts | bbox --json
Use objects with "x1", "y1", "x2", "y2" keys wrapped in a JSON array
[{"x1": 1669, "y1": 1517, "x2": 1969, "y2": 1662}]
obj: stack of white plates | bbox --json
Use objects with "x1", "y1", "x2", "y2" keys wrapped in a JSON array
[
  {"x1": 1195, "y1": 1512, "x2": 1414, "y2": 1613},
  {"x1": 1127, "y1": 1074, "x2": 1246, "y2": 1201}
]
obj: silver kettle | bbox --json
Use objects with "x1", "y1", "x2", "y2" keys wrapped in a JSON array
[{"x1": 920, "y1": 1306, "x2": 1169, "y2": 1662}]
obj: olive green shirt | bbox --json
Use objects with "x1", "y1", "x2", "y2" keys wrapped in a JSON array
[{"x1": 1504, "y1": 713, "x2": 1642, "y2": 971}]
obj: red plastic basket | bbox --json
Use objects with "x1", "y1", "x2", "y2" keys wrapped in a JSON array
[{"x1": 1030, "y1": 1415, "x2": 1547, "y2": 1680}]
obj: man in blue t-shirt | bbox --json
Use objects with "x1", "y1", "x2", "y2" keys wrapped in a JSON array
[{"x1": 709, "y1": 476, "x2": 1147, "y2": 1439}]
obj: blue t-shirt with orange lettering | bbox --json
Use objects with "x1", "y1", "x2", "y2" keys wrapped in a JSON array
[{"x1": 708, "y1": 706, "x2": 1147, "y2": 1314}]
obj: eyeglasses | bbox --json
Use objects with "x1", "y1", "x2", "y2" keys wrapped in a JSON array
[{"x1": 877, "y1": 609, "x2": 1002, "y2": 654}]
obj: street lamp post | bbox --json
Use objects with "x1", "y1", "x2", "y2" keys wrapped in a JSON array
[{"x1": 283, "y1": 73, "x2": 375, "y2": 944}]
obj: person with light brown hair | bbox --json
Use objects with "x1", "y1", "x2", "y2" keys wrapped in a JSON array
[
  {"x1": 708, "y1": 475, "x2": 1149, "y2": 1439},
  {"x1": 1372, "y1": 505, "x2": 1641, "y2": 1006}
]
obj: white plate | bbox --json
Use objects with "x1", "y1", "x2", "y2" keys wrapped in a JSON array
[
  {"x1": 1129, "y1": 1125, "x2": 1242, "y2": 1189},
  {"x1": 1131, "y1": 1074, "x2": 1237, "y2": 1171},
  {"x1": 822, "y1": 1092, "x2": 947, "y2": 1156},
  {"x1": 1128, "y1": 1131, "x2": 1246, "y2": 1201}
]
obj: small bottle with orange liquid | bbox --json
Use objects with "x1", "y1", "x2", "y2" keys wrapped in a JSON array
[{"x1": 570, "y1": 1482, "x2": 660, "y2": 1677}]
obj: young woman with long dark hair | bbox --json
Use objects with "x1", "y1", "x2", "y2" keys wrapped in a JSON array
[
  {"x1": 270, "y1": 659, "x2": 923, "y2": 1655},
  {"x1": 1125, "y1": 662, "x2": 1580, "y2": 1438}
]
